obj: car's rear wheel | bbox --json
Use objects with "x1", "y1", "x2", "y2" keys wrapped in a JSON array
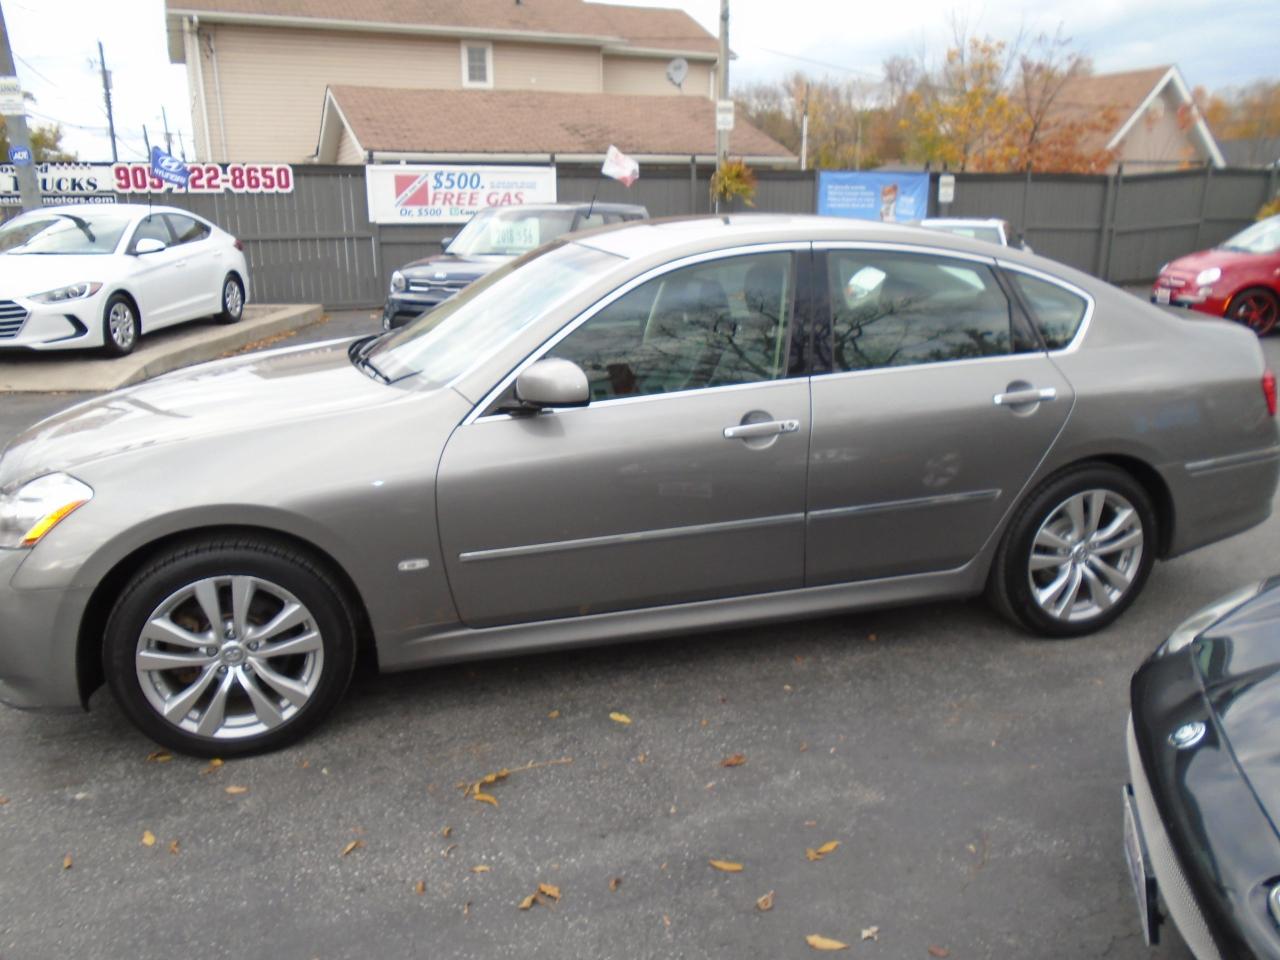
[
  {"x1": 988, "y1": 464, "x2": 1156, "y2": 638},
  {"x1": 103, "y1": 537, "x2": 357, "y2": 756},
  {"x1": 216, "y1": 274, "x2": 245, "y2": 324},
  {"x1": 1227, "y1": 287, "x2": 1279, "y2": 337},
  {"x1": 101, "y1": 293, "x2": 138, "y2": 357}
]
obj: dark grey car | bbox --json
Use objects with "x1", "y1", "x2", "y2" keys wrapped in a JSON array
[{"x1": 1, "y1": 215, "x2": 1277, "y2": 755}]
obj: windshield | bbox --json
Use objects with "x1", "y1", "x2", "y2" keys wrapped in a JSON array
[
  {"x1": 1220, "y1": 216, "x2": 1280, "y2": 255},
  {"x1": 365, "y1": 241, "x2": 619, "y2": 385},
  {"x1": 0, "y1": 211, "x2": 132, "y2": 255},
  {"x1": 446, "y1": 208, "x2": 579, "y2": 257}
]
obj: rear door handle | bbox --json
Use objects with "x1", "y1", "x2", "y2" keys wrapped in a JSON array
[
  {"x1": 993, "y1": 387, "x2": 1056, "y2": 406},
  {"x1": 723, "y1": 419, "x2": 800, "y2": 440}
]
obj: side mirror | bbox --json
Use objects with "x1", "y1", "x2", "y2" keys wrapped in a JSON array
[
  {"x1": 510, "y1": 358, "x2": 589, "y2": 411},
  {"x1": 440, "y1": 235, "x2": 454, "y2": 250},
  {"x1": 135, "y1": 237, "x2": 167, "y2": 255}
]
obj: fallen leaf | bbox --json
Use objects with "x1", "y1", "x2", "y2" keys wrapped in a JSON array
[
  {"x1": 300, "y1": 759, "x2": 311, "y2": 769},
  {"x1": 463, "y1": 901, "x2": 471, "y2": 916},
  {"x1": 168, "y1": 840, "x2": 180, "y2": 855},
  {"x1": 547, "y1": 710, "x2": 560, "y2": 719},
  {"x1": 224, "y1": 785, "x2": 248, "y2": 796},
  {"x1": 805, "y1": 934, "x2": 849, "y2": 951},
  {"x1": 538, "y1": 882, "x2": 561, "y2": 901},
  {"x1": 721, "y1": 754, "x2": 747, "y2": 767},
  {"x1": 799, "y1": 742, "x2": 809, "y2": 752},
  {"x1": 609, "y1": 877, "x2": 622, "y2": 892},
  {"x1": 700, "y1": 718, "x2": 709, "y2": 727},
  {"x1": 806, "y1": 840, "x2": 840, "y2": 862},
  {"x1": 473, "y1": 791, "x2": 499, "y2": 807},
  {"x1": 0, "y1": 795, "x2": 9, "y2": 805},
  {"x1": 415, "y1": 880, "x2": 425, "y2": 895},
  {"x1": 141, "y1": 830, "x2": 156, "y2": 847},
  {"x1": 476, "y1": 770, "x2": 510, "y2": 788},
  {"x1": 634, "y1": 753, "x2": 648, "y2": 764},
  {"x1": 868, "y1": 633, "x2": 878, "y2": 642},
  {"x1": 709, "y1": 859, "x2": 744, "y2": 873},
  {"x1": 861, "y1": 926, "x2": 879, "y2": 941},
  {"x1": 340, "y1": 839, "x2": 364, "y2": 857},
  {"x1": 441, "y1": 826, "x2": 452, "y2": 838},
  {"x1": 518, "y1": 893, "x2": 537, "y2": 910},
  {"x1": 442, "y1": 843, "x2": 458, "y2": 858},
  {"x1": 663, "y1": 914, "x2": 671, "y2": 928},
  {"x1": 62, "y1": 853, "x2": 73, "y2": 870},
  {"x1": 471, "y1": 865, "x2": 491, "y2": 874},
  {"x1": 804, "y1": 820, "x2": 818, "y2": 827},
  {"x1": 928, "y1": 948, "x2": 950, "y2": 958},
  {"x1": 200, "y1": 758, "x2": 224, "y2": 776},
  {"x1": 146, "y1": 751, "x2": 173, "y2": 763},
  {"x1": 783, "y1": 684, "x2": 794, "y2": 692},
  {"x1": 757, "y1": 890, "x2": 775, "y2": 911},
  {"x1": 609, "y1": 712, "x2": 632, "y2": 726}
]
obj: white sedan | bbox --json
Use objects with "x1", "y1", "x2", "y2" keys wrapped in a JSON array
[{"x1": 0, "y1": 203, "x2": 250, "y2": 356}]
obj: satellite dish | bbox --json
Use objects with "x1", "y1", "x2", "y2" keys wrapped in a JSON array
[{"x1": 666, "y1": 57, "x2": 688, "y2": 90}]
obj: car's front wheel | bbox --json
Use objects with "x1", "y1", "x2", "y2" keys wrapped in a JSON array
[
  {"x1": 1227, "y1": 287, "x2": 1278, "y2": 337},
  {"x1": 103, "y1": 537, "x2": 357, "y2": 756},
  {"x1": 216, "y1": 274, "x2": 245, "y2": 324},
  {"x1": 988, "y1": 464, "x2": 1156, "y2": 637},
  {"x1": 101, "y1": 293, "x2": 138, "y2": 357}
]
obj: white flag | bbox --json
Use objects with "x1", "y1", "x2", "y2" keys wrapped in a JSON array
[{"x1": 601, "y1": 145, "x2": 640, "y2": 187}]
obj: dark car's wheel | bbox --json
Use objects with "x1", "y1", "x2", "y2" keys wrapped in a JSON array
[
  {"x1": 216, "y1": 274, "x2": 245, "y2": 324},
  {"x1": 101, "y1": 293, "x2": 139, "y2": 357},
  {"x1": 988, "y1": 464, "x2": 1157, "y2": 638},
  {"x1": 1226, "y1": 287, "x2": 1279, "y2": 337},
  {"x1": 103, "y1": 537, "x2": 357, "y2": 757}
]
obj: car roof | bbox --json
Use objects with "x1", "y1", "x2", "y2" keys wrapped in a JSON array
[
  {"x1": 21, "y1": 202, "x2": 198, "y2": 219},
  {"x1": 920, "y1": 218, "x2": 1008, "y2": 227}
]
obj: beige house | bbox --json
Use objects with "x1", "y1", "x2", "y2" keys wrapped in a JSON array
[
  {"x1": 164, "y1": 0, "x2": 727, "y2": 163},
  {"x1": 1053, "y1": 65, "x2": 1225, "y2": 171}
]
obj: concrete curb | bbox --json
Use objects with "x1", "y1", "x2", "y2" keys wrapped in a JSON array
[{"x1": 0, "y1": 304, "x2": 324, "y2": 394}]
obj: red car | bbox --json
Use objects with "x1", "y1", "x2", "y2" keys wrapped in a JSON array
[{"x1": 1152, "y1": 214, "x2": 1280, "y2": 335}]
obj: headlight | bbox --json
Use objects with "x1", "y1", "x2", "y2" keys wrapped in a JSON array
[
  {"x1": 1194, "y1": 267, "x2": 1221, "y2": 287},
  {"x1": 29, "y1": 282, "x2": 103, "y2": 304},
  {"x1": 1157, "y1": 262, "x2": 1170, "y2": 275},
  {"x1": 1162, "y1": 582, "x2": 1264, "y2": 654},
  {"x1": 390, "y1": 271, "x2": 406, "y2": 294},
  {"x1": 0, "y1": 473, "x2": 94, "y2": 549},
  {"x1": 1269, "y1": 882, "x2": 1280, "y2": 928}
]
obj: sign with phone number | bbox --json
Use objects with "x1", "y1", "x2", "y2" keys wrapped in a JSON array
[
  {"x1": 365, "y1": 163, "x2": 556, "y2": 223},
  {"x1": 113, "y1": 162, "x2": 294, "y2": 194}
]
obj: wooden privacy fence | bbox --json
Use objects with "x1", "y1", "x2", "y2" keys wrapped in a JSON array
[{"x1": 61, "y1": 163, "x2": 1280, "y2": 308}]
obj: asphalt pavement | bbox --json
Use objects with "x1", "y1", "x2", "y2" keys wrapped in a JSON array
[{"x1": 1, "y1": 314, "x2": 1276, "y2": 960}]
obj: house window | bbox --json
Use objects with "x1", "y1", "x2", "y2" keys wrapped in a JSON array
[{"x1": 462, "y1": 42, "x2": 493, "y2": 88}]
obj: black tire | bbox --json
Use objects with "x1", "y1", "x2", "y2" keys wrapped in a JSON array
[
  {"x1": 101, "y1": 292, "x2": 139, "y2": 357},
  {"x1": 1226, "y1": 286, "x2": 1279, "y2": 337},
  {"x1": 987, "y1": 463, "x2": 1157, "y2": 638},
  {"x1": 103, "y1": 537, "x2": 357, "y2": 757},
  {"x1": 216, "y1": 273, "x2": 245, "y2": 324}
]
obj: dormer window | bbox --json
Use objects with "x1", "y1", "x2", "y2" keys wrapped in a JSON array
[{"x1": 462, "y1": 42, "x2": 493, "y2": 88}]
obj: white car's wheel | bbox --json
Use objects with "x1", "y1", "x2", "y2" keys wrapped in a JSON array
[
  {"x1": 217, "y1": 274, "x2": 245, "y2": 324},
  {"x1": 101, "y1": 293, "x2": 138, "y2": 357}
]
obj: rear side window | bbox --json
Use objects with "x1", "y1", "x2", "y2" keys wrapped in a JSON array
[
  {"x1": 826, "y1": 250, "x2": 1020, "y2": 372},
  {"x1": 165, "y1": 214, "x2": 211, "y2": 245},
  {"x1": 1010, "y1": 273, "x2": 1088, "y2": 350}
]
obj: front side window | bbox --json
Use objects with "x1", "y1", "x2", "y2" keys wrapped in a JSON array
[
  {"x1": 827, "y1": 250, "x2": 1021, "y2": 372},
  {"x1": 1010, "y1": 272, "x2": 1088, "y2": 350},
  {"x1": 548, "y1": 251, "x2": 795, "y2": 401},
  {"x1": 131, "y1": 214, "x2": 173, "y2": 252},
  {"x1": 462, "y1": 43, "x2": 492, "y2": 88}
]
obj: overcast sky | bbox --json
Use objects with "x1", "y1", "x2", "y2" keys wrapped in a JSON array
[{"x1": 5, "y1": 0, "x2": 1276, "y2": 162}]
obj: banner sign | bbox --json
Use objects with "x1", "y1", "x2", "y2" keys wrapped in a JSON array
[
  {"x1": 817, "y1": 171, "x2": 929, "y2": 222},
  {"x1": 0, "y1": 162, "x2": 295, "y2": 205},
  {"x1": 150, "y1": 146, "x2": 189, "y2": 188},
  {"x1": 365, "y1": 164, "x2": 557, "y2": 224}
]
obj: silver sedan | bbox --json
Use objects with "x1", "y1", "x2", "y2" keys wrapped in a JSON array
[{"x1": 2, "y1": 216, "x2": 1277, "y2": 755}]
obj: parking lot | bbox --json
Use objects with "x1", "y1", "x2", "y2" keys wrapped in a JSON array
[{"x1": 0, "y1": 317, "x2": 1275, "y2": 960}]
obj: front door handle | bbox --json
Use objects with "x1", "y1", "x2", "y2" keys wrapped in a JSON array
[
  {"x1": 993, "y1": 387, "x2": 1057, "y2": 406},
  {"x1": 723, "y1": 419, "x2": 800, "y2": 440}
]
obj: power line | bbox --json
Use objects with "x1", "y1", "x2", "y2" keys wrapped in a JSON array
[
  {"x1": 13, "y1": 52, "x2": 54, "y2": 86},
  {"x1": 745, "y1": 45, "x2": 883, "y2": 81}
]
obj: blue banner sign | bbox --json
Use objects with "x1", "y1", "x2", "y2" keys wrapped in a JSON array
[
  {"x1": 817, "y1": 171, "x2": 929, "y2": 222},
  {"x1": 149, "y1": 146, "x2": 189, "y2": 188}
]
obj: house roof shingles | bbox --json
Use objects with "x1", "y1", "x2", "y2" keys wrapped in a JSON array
[
  {"x1": 1048, "y1": 65, "x2": 1172, "y2": 153},
  {"x1": 328, "y1": 85, "x2": 794, "y2": 160},
  {"x1": 166, "y1": 0, "x2": 719, "y2": 54}
]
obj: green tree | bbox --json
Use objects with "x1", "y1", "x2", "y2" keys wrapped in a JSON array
[{"x1": 0, "y1": 117, "x2": 77, "y2": 162}]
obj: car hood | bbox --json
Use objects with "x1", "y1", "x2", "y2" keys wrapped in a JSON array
[
  {"x1": 399, "y1": 252, "x2": 507, "y2": 284},
  {"x1": 0, "y1": 252, "x2": 119, "y2": 299},
  {"x1": 0, "y1": 337, "x2": 395, "y2": 488},
  {"x1": 1197, "y1": 581, "x2": 1280, "y2": 829},
  {"x1": 1164, "y1": 247, "x2": 1268, "y2": 276}
]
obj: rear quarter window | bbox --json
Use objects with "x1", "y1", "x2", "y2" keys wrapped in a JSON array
[{"x1": 1010, "y1": 272, "x2": 1088, "y2": 349}]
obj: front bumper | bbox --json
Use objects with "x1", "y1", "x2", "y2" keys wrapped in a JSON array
[
  {"x1": 0, "y1": 293, "x2": 101, "y2": 351},
  {"x1": 0, "y1": 547, "x2": 90, "y2": 711},
  {"x1": 1150, "y1": 279, "x2": 1230, "y2": 317},
  {"x1": 382, "y1": 291, "x2": 457, "y2": 330}
]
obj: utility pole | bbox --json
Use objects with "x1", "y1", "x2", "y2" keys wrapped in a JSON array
[
  {"x1": 715, "y1": 0, "x2": 729, "y2": 188},
  {"x1": 0, "y1": 3, "x2": 40, "y2": 211},
  {"x1": 799, "y1": 83, "x2": 809, "y2": 172},
  {"x1": 98, "y1": 41, "x2": 118, "y2": 162},
  {"x1": 161, "y1": 106, "x2": 172, "y2": 153},
  {"x1": 142, "y1": 123, "x2": 151, "y2": 157},
  {"x1": 177, "y1": 129, "x2": 187, "y2": 160}
]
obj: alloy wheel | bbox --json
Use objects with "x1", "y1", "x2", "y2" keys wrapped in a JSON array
[
  {"x1": 224, "y1": 279, "x2": 244, "y2": 319},
  {"x1": 134, "y1": 575, "x2": 325, "y2": 740},
  {"x1": 1027, "y1": 489, "x2": 1144, "y2": 623},
  {"x1": 1233, "y1": 292, "x2": 1278, "y2": 336},
  {"x1": 109, "y1": 301, "x2": 137, "y2": 350}
]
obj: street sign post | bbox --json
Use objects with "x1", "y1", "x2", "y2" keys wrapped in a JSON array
[{"x1": 715, "y1": 99, "x2": 735, "y2": 133}]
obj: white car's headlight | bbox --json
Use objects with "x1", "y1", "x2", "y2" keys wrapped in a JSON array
[
  {"x1": 0, "y1": 473, "x2": 94, "y2": 549},
  {"x1": 390, "y1": 271, "x2": 406, "y2": 294},
  {"x1": 1162, "y1": 582, "x2": 1264, "y2": 654},
  {"x1": 29, "y1": 282, "x2": 103, "y2": 304},
  {"x1": 1194, "y1": 267, "x2": 1221, "y2": 287}
]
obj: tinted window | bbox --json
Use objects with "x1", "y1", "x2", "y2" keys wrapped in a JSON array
[
  {"x1": 1010, "y1": 273, "x2": 1087, "y2": 350},
  {"x1": 549, "y1": 252, "x2": 794, "y2": 401},
  {"x1": 165, "y1": 214, "x2": 211, "y2": 245},
  {"x1": 131, "y1": 215, "x2": 172, "y2": 251},
  {"x1": 827, "y1": 251, "x2": 1018, "y2": 372}
]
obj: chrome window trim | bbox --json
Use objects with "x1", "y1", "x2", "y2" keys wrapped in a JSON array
[
  {"x1": 808, "y1": 488, "x2": 1002, "y2": 521},
  {"x1": 463, "y1": 241, "x2": 810, "y2": 426},
  {"x1": 997, "y1": 260, "x2": 1096, "y2": 355}
]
